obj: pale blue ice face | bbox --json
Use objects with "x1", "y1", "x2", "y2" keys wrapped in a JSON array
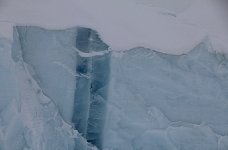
[
  {"x1": 11, "y1": 26, "x2": 110, "y2": 149},
  {"x1": 0, "y1": 26, "x2": 228, "y2": 150},
  {"x1": 103, "y1": 43, "x2": 228, "y2": 150},
  {"x1": 73, "y1": 27, "x2": 110, "y2": 149}
]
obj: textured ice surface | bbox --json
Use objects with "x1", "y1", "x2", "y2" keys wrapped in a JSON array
[
  {"x1": 73, "y1": 27, "x2": 110, "y2": 149},
  {"x1": 12, "y1": 26, "x2": 78, "y2": 123},
  {"x1": 1, "y1": 26, "x2": 228, "y2": 150},
  {"x1": 0, "y1": 37, "x2": 98, "y2": 150},
  {"x1": 103, "y1": 42, "x2": 228, "y2": 149},
  {"x1": 0, "y1": 38, "x2": 16, "y2": 113},
  {"x1": 10, "y1": 26, "x2": 110, "y2": 149}
]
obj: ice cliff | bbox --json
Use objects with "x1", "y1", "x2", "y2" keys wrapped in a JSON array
[
  {"x1": 104, "y1": 43, "x2": 228, "y2": 150},
  {"x1": 0, "y1": 26, "x2": 228, "y2": 150}
]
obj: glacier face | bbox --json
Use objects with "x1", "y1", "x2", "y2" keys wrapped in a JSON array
[
  {"x1": 0, "y1": 37, "x2": 97, "y2": 150},
  {"x1": 103, "y1": 43, "x2": 228, "y2": 150},
  {"x1": 12, "y1": 26, "x2": 78, "y2": 123},
  {"x1": 73, "y1": 27, "x2": 110, "y2": 148},
  {"x1": 10, "y1": 26, "x2": 110, "y2": 149},
  {"x1": 0, "y1": 26, "x2": 228, "y2": 150}
]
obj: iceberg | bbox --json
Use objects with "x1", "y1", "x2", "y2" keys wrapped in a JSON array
[
  {"x1": 10, "y1": 26, "x2": 110, "y2": 149},
  {"x1": 0, "y1": 26, "x2": 228, "y2": 150}
]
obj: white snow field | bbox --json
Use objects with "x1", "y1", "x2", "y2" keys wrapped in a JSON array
[
  {"x1": 0, "y1": 0, "x2": 228, "y2": 54},
  {"x1": 0, "y1": 0, "x2": 228, "y2": 150}
]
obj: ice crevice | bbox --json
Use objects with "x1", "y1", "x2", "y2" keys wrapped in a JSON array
[
  {"x1": 11, "y1": 26, "x2": 110, "y2": 149},
  {"x1": 0, "y1": 55, "x2": 95, "y2": 149}
]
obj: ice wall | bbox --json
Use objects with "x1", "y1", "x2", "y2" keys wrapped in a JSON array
[
  {"x1": 11, "y1": 26, "x2": 110, "y2": 149},
  {"x1": 0, "y1": 38, "x2": 17, "y2": 150},
  {"x1": 103, "y1": 41, "x2": 228, "y2": 149},
  {"x1": 0, "y1": 36, "x2": 98, "y2": 150},
  {"x1": 73, "y1": 27, "x2": 110, "y2": 149},
  {"x1": 12, "y1": 26, "x2": 78, "y2": 123},
  {"x1": 1, "y1": 26, "x2": 228, "y2": 150}
]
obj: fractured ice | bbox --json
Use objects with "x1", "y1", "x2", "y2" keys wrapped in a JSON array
[
  {"x1": 103, "y1": 42, "x2": 228, "y2": 150},
  {"x1": 73, "y1": 27, "x2": 110, "y2": 148},
  {"x1": 0, "y1": 37, "x2": 95, "y2": 150},
  {"x1": 10, "y1": 26, "x2": 110, "y2": 149},
  {"x1": 0, "y1": 26, "x2": 228, "y2": 150}
]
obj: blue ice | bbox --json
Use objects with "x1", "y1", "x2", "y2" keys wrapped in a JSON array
[
  {"x1": 103, "y1": 42, "x2": 228, "y2": 149},
  {"x1": 0, "y1": 26, "x2": 228, "y2": 150}
]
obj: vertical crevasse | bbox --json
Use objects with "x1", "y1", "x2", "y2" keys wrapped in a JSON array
[
  {"x1": 73, "y1": 27, "x2": 110, "y2": 149},
  {"x1": 12, "y1": 26, "x2": 110, "y2": 149}
]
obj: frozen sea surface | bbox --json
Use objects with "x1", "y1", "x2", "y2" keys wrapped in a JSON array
[{"x1": 0, "y1": 26, "x2": 228, "y2": 149}]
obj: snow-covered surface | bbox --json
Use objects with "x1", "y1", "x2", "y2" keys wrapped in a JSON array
[
  {"x1": 0, "y1": 0, "x2": 227, "y2": 54},
  {"x1": 178, "y1": 0, "x2": 228, "y2": 54},
  {"x1": 134, "y1": 0, "x2": 195, "y2": 13}
]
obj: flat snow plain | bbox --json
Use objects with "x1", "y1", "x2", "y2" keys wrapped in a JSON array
[{"x1": 0, "y1": 0, "x2": 228, "y2": 54}]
